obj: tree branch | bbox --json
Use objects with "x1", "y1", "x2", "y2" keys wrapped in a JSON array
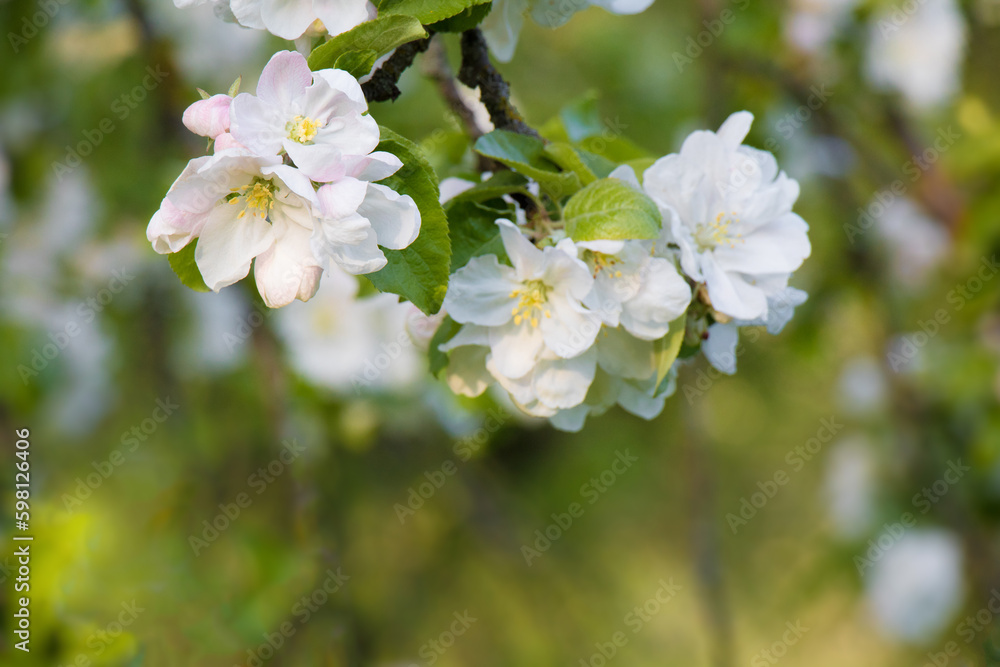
[
  {"x1": 361, "y1": 35, "x2": 434, "y2": 103},
  {"x1": 458, "y1": 29, "x2": 540, "y2": 138}
]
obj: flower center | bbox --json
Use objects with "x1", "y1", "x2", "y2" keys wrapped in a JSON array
[
  {"x1": 229, "y1": 177, "x2": 277, "y2": 219},
  {"x1": 286, "y1": 115, "x2": 321, "y2": 144},
  {"x1": 509, "y1": 279, "x2": 552, "y2": 328},
  {"x1": 695, "y1": 212, "x2": 744, "y2": 252},
  {"x1": 582, "y1": 250, "x2": 624, "y2": 279}
]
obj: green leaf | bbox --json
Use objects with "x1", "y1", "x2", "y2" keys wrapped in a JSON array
[
  {"x1": 428, "y1": 315, "x2": 461, "y2": 376},
  {"x1": 450, "y1": 171, "x2": 529, "y2": 203},
  {"x1": 445, "y1": 198, "x2": 513, "y2": 269},
  {"x1": 227, "y1": 75, "x2": 242, "y2": 97},
  {"x1": 474, "y1": 130, "x2": 581, "y2": 200},
  {"x1": 307, "y1": 16, "x2": 427, "y2": 72},
  {"x1": 543, "y1": 142, "x2": 616, "y2": 186},
  {"x1": 653, "y1": 314, "x2": 686, "y2": 390},
  {"x1": 559, "y1": 94, "x2": 604, "y2": 142},
  {"x1": 378, "y1": 0, "x2": 490, "y2": 25},
  {"x1": 167, "y1": 241, "x2": 210, "y2": 293},
  {"x1": 333, "y1": 50, "x2": 379, "y2": 78},
  {"x1": 367, "y1": 126, "x2": 451, "y2": 315},
  {"x1": 426, "y1": 1, "x2": 493, "y2": 31},
  {"x1": 563, "y1": 178, "x2": 661, "y2": 241}
]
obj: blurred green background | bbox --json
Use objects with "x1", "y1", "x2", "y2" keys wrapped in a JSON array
[{"x1": 2, "y1": 0, "x2": 1000, "y2": 665}]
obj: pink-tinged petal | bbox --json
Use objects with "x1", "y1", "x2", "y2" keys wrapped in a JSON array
[
  {"x1": 311, "y1": 68, "x2": 369, "y2": 111},
  {"x1": 195, "y1": 203, "x2": 275, "y2": 291},
  {"x1": 254, "y1": 216, "x2": 322, "y2": 307},
  {"x1": 315, "y1": 178, "x2": 368, "y2": 219},
  {"x1": 182, "y1": 94, "x2": 232, "y2": 139},
  {"x1": 314, "y1": 0, "x2": 376, "y2": 36},
  {"x1": 443, "y1": 254, "x2": 519, "y2": 326},
  {"x1": 359, "y1": 183, "x2": 420, "y2": 250},
  {"x1": 147, "y1": 196, "x2": 205, "y2": 254},
  {"x1": 213, "y1": 133, "x2": 247, "y2": 152},
  {"x1": 260, "y1": 0, "x2": 319, "y2": 39},
  {"x1": 256, "y1": 50, "x2": 313, "y2": 106},
  {"x1": 230, "y1": 92, "x2": 286, "y2": 155}
]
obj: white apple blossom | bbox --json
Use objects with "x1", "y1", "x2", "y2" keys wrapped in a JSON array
[
  {"x1": 148, "y1": 150, "x2": 324, "y2": 308},
  {"x1": 784, "y1": 0, "x2": 859, "y2": 54},
  {"x1": 275, "y1": 266, "x2": 425, "y2": 393},
  {"x1": 443, "y1": 219, "x2": 600, "y2": 364},
  {"x1": 865, "y1": 529, "x2": 964, "y2": 644},
  {"x1": 865, "y1": 0, "x2": 966, "y2": 110},
  {"x1": 175, "y1": 0, "x2": 376, "y2": 40},
  {"x1": 482, "y1": 0, "x2": 654, "y2": 62},
  {"x1": 229, "y1": 50, "x2": 395, "y2": 183},
  {"x1": 643, "y1": 111, "x2": 811, "y2": 322}
]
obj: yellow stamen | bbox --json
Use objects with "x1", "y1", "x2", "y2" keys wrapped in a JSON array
[
  {"x1": 509, "y1": 279, "x2": 549, "y2": 328},
  {"x1": 286, "y1": 115, "x2": 321, "y2": 144}
]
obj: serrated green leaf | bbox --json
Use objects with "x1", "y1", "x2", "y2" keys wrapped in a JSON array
[
  {"x1": 367, "y1": 126, "x2": 451, "y2": 315},
  {"x1": 474, "y1": 130, "x2": 581, "y2": 200},
  {"x1": 333, "y1": 50, "x2": 379, "y2": 78},
  {"x1": 450, "y1": 171, "x2": 529, "y2": 203},
  {"x1": 543, "y1": 142, "x2": 616, "y2": 185},
  {"x1": 167, "y1": 241, "x2": 210, "y2": 293},
  {"x1": 426, "y1": 1, "x2": 493, "y2": 31},
  {"x1": 445, "y1": 198, "x2": 513, "y2": 269},
  {"x1": 563, "y1": 178, "x2": 661, "y2": 241},
  {"x1": 378, "y1": 0, "x2": 490, "y2": 25},
  {"x1": 428, "y1": 315, "x2": 461, "y2": 376},
  {"x1": 307, "y1": 16, "x2": 427, "y2": 72},
  {"x1": 653, "y1": 314, "x2": 686, "y2": 389}
]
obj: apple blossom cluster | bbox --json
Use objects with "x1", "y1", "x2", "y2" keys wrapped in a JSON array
[
  {"x1": 435, "y1": 112, "x2": 811, "y2": 430},
  {"x1": 147, "y1": 50, "x2": 421, "y2": 308}
]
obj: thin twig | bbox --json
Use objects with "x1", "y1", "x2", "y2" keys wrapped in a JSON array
[
  {"x1": 423, "y1": 35, "x2": 490, "y2": 140},
  {"x1": 457, "y1": 29, "x2": 540, "y2": 138},
  {"x1": 361, "y1": 35, "x2": 434, "y2": 103}
]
